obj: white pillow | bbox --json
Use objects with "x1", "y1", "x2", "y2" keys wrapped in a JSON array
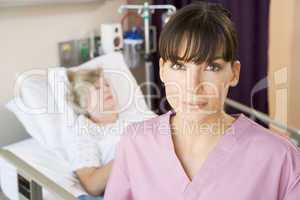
[
  {"x1": 48, "y1": 52, "x2": 153, "y2": 123},
  {"x1": 6, "y1": 52, "x2": 156, "y2": 160},
  {"x1": 6, "y1": 77, "x2": 69, "y2": 160}
]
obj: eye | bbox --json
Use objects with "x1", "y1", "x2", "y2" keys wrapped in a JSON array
[
  {"x1": 171, "y1": 63, "x2": 187, "y2": 71},
  {"x1": 204, "y1": 63, "x2": 222, "y2": 72}
]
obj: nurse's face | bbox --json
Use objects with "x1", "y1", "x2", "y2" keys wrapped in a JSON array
[{"x1": 159, "y1": 57, "x2": 240, "y2": 119}]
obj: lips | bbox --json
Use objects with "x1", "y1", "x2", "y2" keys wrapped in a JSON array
[
  {"x1": 105, "y1": 95, "x2": 113, "y2": 101},
  {"x1": 183, "y1": 101, "x2": 208, "y2": 108}
]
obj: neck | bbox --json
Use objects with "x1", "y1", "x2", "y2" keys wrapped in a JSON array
[
  {"x1": 89, "y1": 113, "x2": 118, "y2": 125},
  {"x1": 170, "y1": 111, "x2": 235, "y2": 148}
]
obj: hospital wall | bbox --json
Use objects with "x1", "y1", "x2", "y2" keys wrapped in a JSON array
[
  {"x1": 268, "y1": 0, "x2": 300, "y2": 132},
  {"x1": 0, "y1": 0, "x2": 126, "y2": 147},
  {"x1": 289, "y1": 0, "x2": 300, "y2": 129}
]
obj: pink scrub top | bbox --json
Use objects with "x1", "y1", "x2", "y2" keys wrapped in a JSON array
[{"x1": 104, "y1": 111, "x2": 300, "y2": 200}]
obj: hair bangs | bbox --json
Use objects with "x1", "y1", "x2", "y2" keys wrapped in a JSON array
[{"x1": 159, "y1": 2, "x2": 237, "y2": 65}]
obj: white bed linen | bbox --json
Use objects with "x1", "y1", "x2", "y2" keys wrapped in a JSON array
[
  {"x1": 0, "y1": 138, "x2": 87, "y2": 200},
  {"x1": 6, "y1": 52, "x2": 156, "y2": 171}
]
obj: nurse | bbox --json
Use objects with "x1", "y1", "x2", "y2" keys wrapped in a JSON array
[{"x1": 104, "y1": 2, "x2": 300, "y2": 200}]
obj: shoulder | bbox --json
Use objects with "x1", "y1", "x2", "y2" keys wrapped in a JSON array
[
  {"x1": 244, "y1": 116, "x2": 298, "y2": 150},
  {"x1": 240, "y1": 115, "x2": 300, "y2": 165},
  {"x1": 243, "y1": 119, "x2": 300, "y2": 195}
]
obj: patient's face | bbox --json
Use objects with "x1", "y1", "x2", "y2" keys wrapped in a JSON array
[{"x1": 87, "y1": 76, "x2": 119, "y2": 124}]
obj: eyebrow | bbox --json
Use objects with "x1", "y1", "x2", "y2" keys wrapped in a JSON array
[{"x1": 175, "y1": 55, "x2": 224, "y2": 65}]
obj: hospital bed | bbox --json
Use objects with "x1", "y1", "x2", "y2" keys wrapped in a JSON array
[
  {"x1": 0, "y1": 52, "x2": 156, "y2": 200},
  {"x1": 0, "y1": 139, "x2": 81, "y2": 200}
]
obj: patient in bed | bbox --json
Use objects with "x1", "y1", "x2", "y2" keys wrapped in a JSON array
[
  {"x1": 4, "y1": 52, "x2": 154, "y2": 199},
  {"x1": 66, "y1": 67, "x2": 122, "y2": 199},
  {"x1": 67, "y1": 68, "x2": 118, "y2": 126}
]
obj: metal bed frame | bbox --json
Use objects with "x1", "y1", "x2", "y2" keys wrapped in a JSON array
[{"x1": 0, "y1": 149, "x2": 77, "y2": 200}]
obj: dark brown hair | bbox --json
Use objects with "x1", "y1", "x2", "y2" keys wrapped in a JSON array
[{"x1": 159, "y1": 2, "x2": 238, "y2": 65}]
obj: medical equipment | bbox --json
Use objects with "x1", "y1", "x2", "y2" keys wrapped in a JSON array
[
  {"x1": 123, "y1": 38, "x2": 144, "y2": 69},
  {"x1": 118, "y1": 3, "x2": 177, "y2": 109},
  {"x1": 58, "y1": 23, "x2": 124, "y2": 67},
  {"x1": 121, "y1": 12, "x2": 144, "y2": 69},
  {"x1": 58, "y1": 39, "x2": 91, "y2": 68},
  {"x1": 100, "y1": 24, "x2": 123, "y2": 54}
]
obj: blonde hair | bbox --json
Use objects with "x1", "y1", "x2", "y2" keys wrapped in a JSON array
[{"x1": 67, "y1": 68, "x2": 103, "y2": 116}]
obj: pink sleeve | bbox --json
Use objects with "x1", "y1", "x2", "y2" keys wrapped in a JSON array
[
  {"x1": 284, "y1": 175, "x2": 300, "y2": 200},
  {"x1": 104, "y1": 129, "x2": 132, "y2": 200},
  {"x1": 282, "y1": 146, "x2": 300, "y2": 200}
]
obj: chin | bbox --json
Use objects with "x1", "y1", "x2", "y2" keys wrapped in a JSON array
[
  {"x1": 91, "y1": 112, "x2": 119, "y2": 124},
  {"x1": 176, "y1": 106, "x2": 219, "y2": 118}
]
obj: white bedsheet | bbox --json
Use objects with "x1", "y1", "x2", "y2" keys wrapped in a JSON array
[{"x1": 0, "y1": 138, "x2": 87, "y2": 200}]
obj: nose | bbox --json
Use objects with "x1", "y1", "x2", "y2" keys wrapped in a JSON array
[{"x1": 186, "y1": 67, "x2": 203, "y2": 94}]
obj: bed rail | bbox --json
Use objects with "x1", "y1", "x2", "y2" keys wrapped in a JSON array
[
  {"x1": 0, "y1": 149, "x2": 78, "y2": 200},
  {"x1": 225, "y1": 98, "x2": 300, "y2": 147}
]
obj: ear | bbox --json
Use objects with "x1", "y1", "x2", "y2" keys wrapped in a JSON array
[
  {"x1": 229, "y1": 60, "x2": 241, "y2": 87},
  {"x1": 159, "y1": 58, "x2": 166, "y2": 83}
]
